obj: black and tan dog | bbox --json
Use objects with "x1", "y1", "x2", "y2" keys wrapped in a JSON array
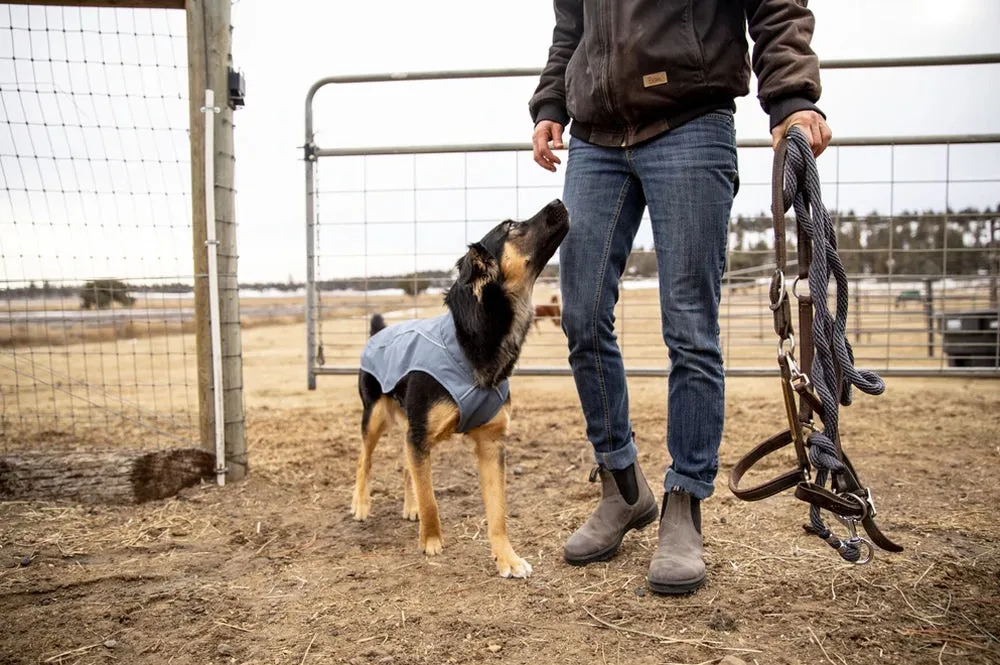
[{"x1": 352, "y1": 199, "x2": 569, "y2": 578}]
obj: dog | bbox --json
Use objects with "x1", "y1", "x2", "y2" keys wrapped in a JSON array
[
  {"x1": 352, "y1": 199, "x2": 570, "y2": 578},
  {"x1": 533, "y1": 294, "x2": 561, "y2": 331}
]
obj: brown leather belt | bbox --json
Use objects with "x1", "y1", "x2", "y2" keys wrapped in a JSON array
[{"x1": 728, "y1": 131, "x2": 902, "y2": 562}]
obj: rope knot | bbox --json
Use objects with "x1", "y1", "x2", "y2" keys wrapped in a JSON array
[{"x1": 807, "y1": 431, "x2": 844, "y2": 473}]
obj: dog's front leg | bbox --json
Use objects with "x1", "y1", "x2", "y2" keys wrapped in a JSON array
[
  {"x1": 405, "y1": 435, "x2": 443, "y2": 555},
  {"x1": 472, "y1": 435, "x2": 533, "y2": 579}
]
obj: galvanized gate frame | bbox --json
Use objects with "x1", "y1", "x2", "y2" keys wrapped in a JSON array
[{"x1": 304, "y1": 55, "x2": 1000, "y2": 389}]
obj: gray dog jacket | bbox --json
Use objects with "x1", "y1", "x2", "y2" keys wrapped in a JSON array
[{"x1": 360, "y1": 313, "x2": 509, "y2": 433}]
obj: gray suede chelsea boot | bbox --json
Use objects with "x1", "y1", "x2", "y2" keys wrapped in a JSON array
[
  {"x1": 563, "y1": 460, "x2": 658, "y2": 566},
  {"x1": 647, "y1": 488, "x2": 706, "y2": 594}
]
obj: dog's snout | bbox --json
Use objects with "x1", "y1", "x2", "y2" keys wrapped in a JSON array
[{"x1": 544, "y1": 199, "x2": 569, "y2": 225}]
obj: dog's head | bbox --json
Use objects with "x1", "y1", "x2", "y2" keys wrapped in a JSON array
[
  {"x1": 445, "y1": 199, "x2": 570, "y2": 383},
  {"x1": 451, "y1": 199, "x2": 569, "y2": 298}
]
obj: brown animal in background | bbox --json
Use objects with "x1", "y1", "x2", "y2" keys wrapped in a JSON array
[{"x1": 533, "y1": 294, "x2": 561, "y2": 331}]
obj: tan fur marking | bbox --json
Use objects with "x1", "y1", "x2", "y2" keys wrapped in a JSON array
[
  {"x1": 471, "y1": 258, "x2": 500, "y2": 299},
  {"x1": 470, "y1": 402, "x2": 511, "y2": 440},
  {"x1": 501, "y1": 241, "x2": 530, "y2": 291},
  {"x1": 425, "y1": 400, "x2": 460, "y2": 445}
]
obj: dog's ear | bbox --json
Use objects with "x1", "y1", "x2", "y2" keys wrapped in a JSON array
[
  {"x1": 453, "y1": 242, "x2": 494, "y2": 285},
  {"x1": 446, "y1": 242, "x2": 506, "y2": 349}
]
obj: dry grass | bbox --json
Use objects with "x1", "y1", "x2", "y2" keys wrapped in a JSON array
[{"x1": 1, "y1": 371, "x2": 998, "y2": 664}]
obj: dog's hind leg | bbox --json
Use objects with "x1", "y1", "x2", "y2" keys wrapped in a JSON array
[
  {"x1": 405, "y1": 400, "x2": 458, "y2": 555},
  {"x1": 401, "y1": 442, "x2": 418, "y2": 521},
  {"x1": 352, "y1": 395, "x2": 391, "y2": 521},
  {"x1": 467, "y1": 404, "x2": 532, "y2": 579}
]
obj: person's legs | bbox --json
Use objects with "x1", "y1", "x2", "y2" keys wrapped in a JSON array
[
  {"x1": 559, "y1": 136, "x2": 659, "y2": 565},
  {"x1": 633, "y1": 109, "x2": 737, "y2": 500},
  {"x1": 631, "y1": 109, "x2": 738, "y2": 593},
  {"x1": 559, "y1": 137, "x2": 645, "y2": 470}
]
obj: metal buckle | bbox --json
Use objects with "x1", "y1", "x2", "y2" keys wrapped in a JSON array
[
  {"x1": 859, "y1": 487, "x2": 877, "y2": 518},
  {"x1": 834, "y1": 492, "x2": 871, "y2": 523},
  {"x1": 792, "y1": 275, "x2": 812, "y2": 302},
  {"x1": 769, "y1": 269, "x2": 786, "y2": 311}
]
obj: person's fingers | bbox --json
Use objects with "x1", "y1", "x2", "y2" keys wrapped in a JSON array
[
  {"x1": 532, "y1": 121, "x2": 564, "y2": 172},
  {"x1": 816, "y1": 120, "x2": 833, "y2": 157},
  {"x1": 771, "y1": 112, "x2": 832, "y2": 158},
  {"x1": 532, "y1": 123, "x2": 557, "y2": 172},
  {"x1": 532, "y1": 128, "x2": 554, "y2": 172}
]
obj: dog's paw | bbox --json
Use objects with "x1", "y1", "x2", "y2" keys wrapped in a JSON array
[
  {"x1": 351, "y1": 494, "x2": 371, "y2": 521},
  {"x1": 421, "y1": 534, "x2": 444, "y2": 556},
  {"x1": 496, "y1": 553, "x2": 533, "y2": 579},
  {"x1": 402, "y1": 504, "x2": 419, "y2": 521}
]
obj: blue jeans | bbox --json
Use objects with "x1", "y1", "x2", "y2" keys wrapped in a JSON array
[{"x1": 559, "y1": 110, "x2": 738, "y2": 500}]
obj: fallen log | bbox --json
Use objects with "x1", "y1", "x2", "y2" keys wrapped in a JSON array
[{"x1": 0, "y1": 448, "x2": 216, "y2": 504}]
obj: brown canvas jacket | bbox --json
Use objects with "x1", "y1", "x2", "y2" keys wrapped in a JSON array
[{"x1": 529, "y1": 0, "x2": 824, "y2": 147}]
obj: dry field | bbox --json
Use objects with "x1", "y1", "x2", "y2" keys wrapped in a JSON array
[{"x1": 1, "y1": 287, "x2": 999, "y2": 665}]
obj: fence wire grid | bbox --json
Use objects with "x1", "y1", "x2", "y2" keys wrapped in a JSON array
[
  {"x1": 305, "y1": 63, "x2": 1000, "y2": 382},
  {"x1": 0, "y1": 3, "x2": 199, "y2": 452},
  {"x1": 310, "y1": 146, "x2": 1000, "y2": 376}
]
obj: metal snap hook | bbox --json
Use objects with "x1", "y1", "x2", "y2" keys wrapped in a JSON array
[
  {"x1": 847, "y1": 536, "x2": 875, "y2": 565},
  {"x1": 777, "y1": 333, "x2": 797, "y2": 360}
]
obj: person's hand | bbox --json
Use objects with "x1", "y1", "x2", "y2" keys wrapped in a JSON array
[
  {"x1": 772, "y1": 110, "x2": 832, "y2": 157},
  {"x1": 532, "y1": 120, "x2": 565, "y2": 172}
]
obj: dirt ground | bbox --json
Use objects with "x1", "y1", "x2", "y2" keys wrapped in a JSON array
[{"x1": 2, "y1": 316, "x2": 999, "y2": 665}]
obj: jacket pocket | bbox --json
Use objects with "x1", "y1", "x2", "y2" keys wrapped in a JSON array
[{"x1": 685, "y1": 0, "x2": 707, "y2": 83}]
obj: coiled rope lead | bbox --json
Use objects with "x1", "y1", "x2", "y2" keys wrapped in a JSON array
[{"x1": 780, "y1": 127, "x2": 886, "y2": 561}]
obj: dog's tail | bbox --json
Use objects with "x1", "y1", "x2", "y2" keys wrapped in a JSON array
[{"x1": 369, "y1": 313, "x2": 387, "y2": 337}]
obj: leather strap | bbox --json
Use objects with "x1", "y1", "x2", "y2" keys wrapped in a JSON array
[
  {"x1": 796, "y1": 220, "x2": 815, "y2": 424},
  {"x1": 728, "y1": 429, "x2": 802, "y2": 501}
]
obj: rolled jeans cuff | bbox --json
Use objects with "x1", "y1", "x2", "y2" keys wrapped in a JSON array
[
  {"x1": 593, "y1": 436, "x2": 639, "y2": 471},
  {"x1": 665, "y1": 468, "x2": 715, "y2": 501}
]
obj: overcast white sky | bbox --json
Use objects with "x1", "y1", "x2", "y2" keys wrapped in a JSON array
[{"x1": 2, "y1": 0, "x2": 999, "y2": 285}]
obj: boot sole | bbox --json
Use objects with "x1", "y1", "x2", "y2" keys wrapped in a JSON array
[
  {"x1": 564, "y1": 503, "x2": 660, "y2": 566},
  {"x1": 647, "y1": 573, "x2": 706, "y2": 596}
]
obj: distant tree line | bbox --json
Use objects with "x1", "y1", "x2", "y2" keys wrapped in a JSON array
[{"x1": 625, "y1": 206, "x2": 999, "y2": 278}]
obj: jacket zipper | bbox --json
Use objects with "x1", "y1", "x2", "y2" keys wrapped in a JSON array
[
  {"x1": 595, "y1": 0, "x2": 629, "y2": 146},
  {"x1": 595, "y1": 1, "x2": 615, "y2": 122}
]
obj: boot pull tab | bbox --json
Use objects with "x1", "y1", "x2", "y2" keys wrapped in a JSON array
[{"x1": 589, "y1": 466, "x2": 600, "y2": 482}]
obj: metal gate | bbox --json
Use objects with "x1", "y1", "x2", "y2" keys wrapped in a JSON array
[{"x1": 304, "y1": 55, "x2": 1000, "y2": 389}]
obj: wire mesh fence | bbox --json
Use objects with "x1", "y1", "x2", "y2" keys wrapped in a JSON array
[
  {"x1": 0, "y1": 3, "x2": 200, "y2": 452},
  {"x1": 308, "y1": 140, "x2": 1000, "y2": 378}
]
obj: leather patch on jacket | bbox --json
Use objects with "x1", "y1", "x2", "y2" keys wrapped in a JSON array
[{"x1": 642, "y1": 72, "x2": 668, "y2": 88}]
